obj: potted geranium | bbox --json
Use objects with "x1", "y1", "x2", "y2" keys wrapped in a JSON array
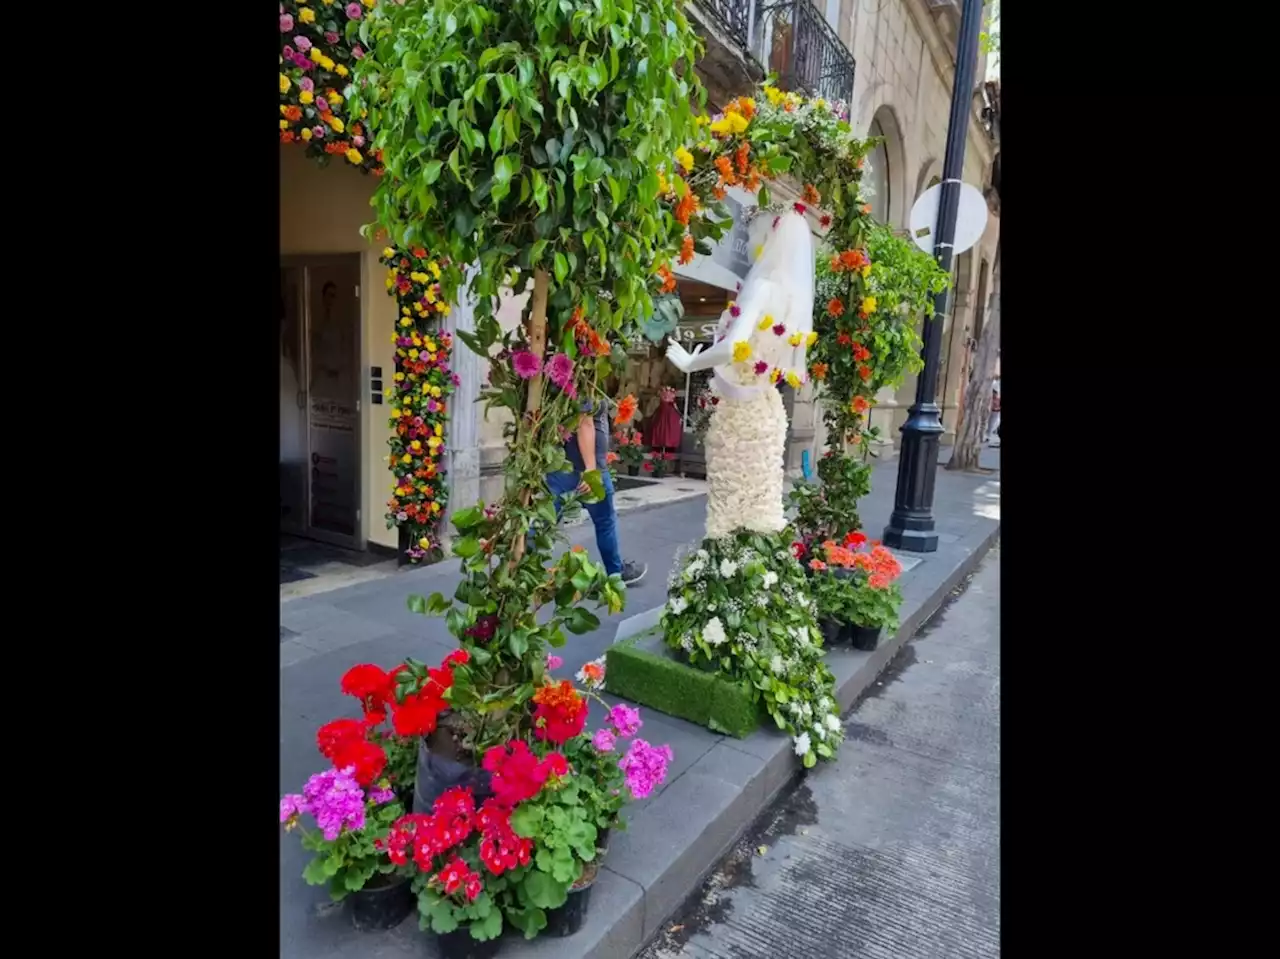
[
  {"x1": 644, "y1": 448, "x2": 677, "y2": 478},
  {"x1": 614, "y1": 427, "x2": 646, "y2": 475},
  {"x1": 280, "y1": 762, "x2": 414, "y2": 930},
  {"x1": 841, "y1": 534, "x2": 905, "y2": 650}
]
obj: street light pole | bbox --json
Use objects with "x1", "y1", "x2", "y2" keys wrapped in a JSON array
[{"x1": 882, "y1": 0, "x2": 986, "y2": 553}]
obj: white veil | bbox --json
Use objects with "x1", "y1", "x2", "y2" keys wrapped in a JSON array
[{"x1": 742, "y1": 210, "x2": 815, "y2": 343}]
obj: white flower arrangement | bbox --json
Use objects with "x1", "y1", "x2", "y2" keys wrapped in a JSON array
[
  {"x1": 667, "y1": 595, "x2": 688, "y2": 615},
  {"x1": 702, "y1": 616, "x2": 728, "y2": 647},
  {"x1": 824, "y1": 714, "x2": 841, "y2": 732},
  {"x1": 719, "y1": 558, "x2": 739, "y2": 579},
  {"x1": 793, "y1": 732, "x2": 811, "y2": 757},
  {"x1": 762, "y1": 570, "x2": 778, "y2": 589}
]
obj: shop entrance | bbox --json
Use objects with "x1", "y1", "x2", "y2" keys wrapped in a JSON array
[{"x1": 279, "y1": 255, "x2": 362, "y2": 549}]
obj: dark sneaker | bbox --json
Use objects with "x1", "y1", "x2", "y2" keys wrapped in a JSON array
[{"x1": 620, "y1": 561, "x2": 648, "y2": 586}]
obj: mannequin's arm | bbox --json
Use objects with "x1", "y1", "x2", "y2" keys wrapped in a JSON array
[{"x1": 665, "y1": 281, "x2": 771, "y2": 374}]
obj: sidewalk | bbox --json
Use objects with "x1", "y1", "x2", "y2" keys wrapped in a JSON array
[{"x1": 279, "y1": 451, "x2": 1000, "y2": 959}]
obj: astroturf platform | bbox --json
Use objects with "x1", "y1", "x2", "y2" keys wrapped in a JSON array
[{"x1": 604, "y1": 615, "x2": 761, "y2": 739}]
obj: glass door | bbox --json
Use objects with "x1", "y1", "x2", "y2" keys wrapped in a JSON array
[
  {"x1": 304, "y1": 258, "x2": 362, "y2": 545},
  {"x1": 279, "y1": 266, "x2": 307, "y2": 535}
]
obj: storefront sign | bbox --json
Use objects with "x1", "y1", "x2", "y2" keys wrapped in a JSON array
[{"x1": 673, "y1": 189, "x2": 757, "y2": 291}]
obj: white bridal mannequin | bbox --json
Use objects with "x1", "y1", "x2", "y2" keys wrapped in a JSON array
[{"x1": 666, "y1": 210, "x2": 815, "y2": 540}]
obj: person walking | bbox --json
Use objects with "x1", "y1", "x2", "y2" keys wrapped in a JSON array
[
  {"x1": 986, "y1": 376, "x2": 1001, "y2": 446},
  {"x1": 544, "y1": 398, "x2": 647, "y2": 587}
]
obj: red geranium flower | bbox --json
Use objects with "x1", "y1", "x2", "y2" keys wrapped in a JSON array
[
  {"x1": 340, "y1": 664, "x2": 392, "y2": 719},
  {"x1": 334, "y1": 738, "x2": 387, "y2": 787},
  {"x1": 532, "y1": 681, "x2": 588, "y2": 744},
  {"x1": 316, "y1": 718, "x2": 367, "y2": 763},
  {"x1": 391, "y1": 689, "x2": 446, "y2": 737},
  {"x1": 445, "y1": 649, "x2": 470, "y2": 666}
]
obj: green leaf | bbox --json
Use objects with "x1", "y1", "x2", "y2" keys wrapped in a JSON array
[
  {"x1": 474, "y1": 909, "x2": 503, "y2": 941},
  {"x1": 453, "y1": 536, "x2": 482, "y2": 558},
  {"x1": 302, "y1": 856, "x2": 329, "y2": 885},
  {"x1": 579, "y1": 468, "x2": 605, "y2": 503},
  {"x1": 554, "y1": 252, "x2": 569, "y2": 285},
  {"x1": 428, "y1": 897, "x2": 460, "y2": 934},
  {"x1": 424, "y1": 160, "x2": 444, "y2": 185},
  {"x1": 565, "y1": 607, "x2": 601, "y2": 635},
  {"x1": 522, "y1": 868, "x2": 569, "y2": 910},
  {"x1": 451, "y1": 505, "x2": 484, "y2": 531},
  {"x1": 444, "y1": 13, "x2": 458, "y2": 36}
]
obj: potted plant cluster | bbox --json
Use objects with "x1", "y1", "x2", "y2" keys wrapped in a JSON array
[
  {"x1": 802, "y1": 532, "x2": 904, "y2": 650},
  {"x1": 644, "y1": 448, "x2": 677, "y2": 478},
  {"x1": 613, "y1": 428, "x2": 647, "y2": 476}
]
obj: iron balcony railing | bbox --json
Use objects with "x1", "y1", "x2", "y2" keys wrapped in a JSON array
[{"x1": 693, "y1": 0, "x2": 857, "y2": 104}]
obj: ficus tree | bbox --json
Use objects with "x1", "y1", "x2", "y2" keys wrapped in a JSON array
[{"x1": 347, "y1": 0, "x2": 715, "y2": 752}]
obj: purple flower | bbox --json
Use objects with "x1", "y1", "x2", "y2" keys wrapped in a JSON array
[
  {"x1": 546, "y1": 654, "x2": 564, "y2": 671},
  {"x1": 280, "y1": 793, "x2": 308, "y2": 822},
  {"x1": 396, "y1": 511, "x2": 408, "y2": 522},
  {"x1": 368, "y1": 786, "x2": 396, "y2": 805},
  {"x1": 512, "y1": 350, "x2": 541, "y2": 379},
  {"x1": 312, "y1": 125, "x2": 326, "y2": 139},
  {"x1": 315, "y1": 97, "x2": 331, "y2": 113},
  {"x1": 544, "y1": 352, "x2": 574, "y2": 389},
  {"x1": 300, "y1": 76, "x2": 314, "y2": 92},
  {"x1": 346, "y1": 2, "x2": 363, "y2": 18},
  {"x1": 592, "y1": 728, "x2": 617, "y2": 753},
  {"x1": 618, "y1": 739, "x2": 673, "y2": 799},
  {"x1": 279, "y1": 13, "x2": 294, "y2": 31},
  {"x1": 301, "y1": 766, "x2": 366, "y2": 840},
  {"x1": 451, "y1": 373, "x2": 461, "y2": 386},
  {"x1": 325, "y1": 30, "x2": 340, "y2": 44},
  {"x1": 294, "y1": 35, "x2": 312, "y2": 52},
  {"x1": 608, "y1": 704, "x2": 642, "y2": 738}
]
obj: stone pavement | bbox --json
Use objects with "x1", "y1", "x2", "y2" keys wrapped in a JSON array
[
  {"x1": 638, "y1": 548, "x2": 1001, "y2": 959},
  {"x1": 279, "y1": 451, "x2": 1000, "y2": 959}
]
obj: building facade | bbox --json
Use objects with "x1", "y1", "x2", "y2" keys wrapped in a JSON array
[{"x1": 278, "y1": 0, "x2": 1000, "y2": 556}]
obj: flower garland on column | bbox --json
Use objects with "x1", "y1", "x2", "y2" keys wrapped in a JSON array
[{"x1": 379, "y1": 247, "x2": 460, "y2": 563}]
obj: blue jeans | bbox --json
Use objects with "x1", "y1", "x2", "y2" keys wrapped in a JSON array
[{"x1": 542, "y1": 447, "x2": 623, "y2": 576}]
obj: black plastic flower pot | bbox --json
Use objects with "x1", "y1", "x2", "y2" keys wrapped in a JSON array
[
  {"x1": 818, "y1": 618, "x2": 844, "y2": 646},
  {"x1": 596, "y1": 827, "x2": 612, "y2": 861},
  {"x1": 348, "y1": 872, "x2": 415, "y2": 932},
  {"x1": 544, "y1": 884, "x2": 595, "y2": 938},
  {"x1": 626, "y1": 465, "x2": 639, "y2": 476},
  {"x1": 435, "y1": 928, "x2": 502, "y2": 959},
  {"x1": 848, "y1": 624, "x2": 882, "y2": 651},
  {"x1": 412, "y1": 717, "x2": 492, "y2": 814}
]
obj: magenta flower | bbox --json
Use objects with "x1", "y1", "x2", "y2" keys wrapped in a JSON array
[
  {"x1": 608, "y1": 703, "x2": 642, "y2": 737},
  {"x1": 772, "y1": 323, "x2": 786, "y2": 336},
  {"x1": 546, "y1": 654, "x2": 564, "y2": 671},
  {"x1": 368, "y1": 786, "x2": 396, "y2": 805},
  {"x1": 294, "y1": 35, "x2": 312, "y2": 52},
  {"x1": 280, "y1": 793, "x2": 307, "y2": 822},
  {"x1": 282, "y1": 45, "x2": 295, "y2": 59},
  {"x1": 325, "y1": 30, "x2": 340, "y2": 44},
  {"x1": 353, "y1": 135, "x2": 365, "y2": 147},
  {"x1": 345, "y1": 2, "x2": 362, "y2": 18},
  {"x1": 352, "y1": 44, "x2": 365, "y2": 59},
  {"x1": 592, "y1": 728, "x2": 617, "y2": 753},
  {"x1": 754, "y1": 361, "x2": 768, "y2": 375},
  {"x1": 544, "y1": 352, "x2": 574, "y2": 390},
  {"x1": 512, "y1": 350, "x2": 540, "y2": 379},
  {"x1": 299, "y1": 76, "x2": 314, "y2": 92},
  {"x1": 279, "y1": 13, "x2": 294, "y2": 31},
  {"x1": 312, "y1": 125, "x2": 326, "y2": 139},
  {"x1": 315, "y1": 97, "x2": 331, "y2": 113},
  {"x1": 290, "y1": 766, "x2": 367, "y2": 840},
  {"x1": 618, "y1": 739, "x2": 673, "y2": 799},
  {"x1": 729, "y1": 304, "x2": 741, "y2": 317}
]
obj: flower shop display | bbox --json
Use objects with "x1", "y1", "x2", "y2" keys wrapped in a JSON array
[
  {"x1": 645, "y1": 385, "x2": 684, "y2": 453},
  {"x1": 644, "y1": 449, "x2": 677, "y2": 478},
  {"x1": 278, "y1": 0, "x2": 384, "y2": 173},
  {"x1": 380, "y1": 246, "x2": 460, "y2": 563}
]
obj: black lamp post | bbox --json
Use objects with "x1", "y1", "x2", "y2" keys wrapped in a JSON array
[{"x1": 882, "y1": 0, "x2": 986, "y2": 553}]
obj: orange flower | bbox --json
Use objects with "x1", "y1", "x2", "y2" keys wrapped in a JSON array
[
  {"x1": 713, "y1": 154, "x2": 738, "y2": 186},
  {"x1": 713, "y1": 185, "x2": 727, "y2": 200},
  {"x1": 829, "y1": 254, "x2": 843, "y2": 272},
  {"x1": 808, "y1": 558, "x2": 827, "y2": 571},
  {"x1": 839, "y1": 249, "x2": 866, "y2": 270},
  {"x1": 810, "y1": 362, "x2": 828, "y2": 380},
  {"x1": 735, "y1": 142, "x2": 751, "y2": 176},
  {"x1": 674, "y1": 190, "x2": 698, "y2": 225},
  {"x1": 280, "y1": 131, "x2": 296, "y2": 143},
  {"x1": 827, "y1": 298, "x2": 845, "y2": 318},
  {"x1": 615, "y1": 394, "x2": 639, "y2": 426},
  {"x1": 858, "y1": 365, "x2": 873, "y2": 381},
  {"x1": 803, "y1": 183, "x2": 821, "y2": 205},
  {"x1": 852, "y1": 343, "x2": 871, "y2": 362},
  {"x1": 570, "y1": 544, "x2": 586, "y2": 553},
  {"x1": 679, "y1": 233, "x2": 695, "y2": 265},
  {"x1": 861, "y1": 204, "x2": 872, "y2": 215},
  {"x1": 836, "y1": 331, "x2": 852, "y2": 346},
  {"x1": 283, "y1": 105, "x2": 303, "y2": 122},
  {"x1": 606, "y1": 451, "x2": 619, "y2": 465},
  {"x1": 852, "y1": 396, "x2": 870, "y2": 413},
  {"x1": 412, "y1": 247, "x2": 427, "y2": 258},
  {"x1": 657, "y1": 264, "x2": 677, "y2": 293}
]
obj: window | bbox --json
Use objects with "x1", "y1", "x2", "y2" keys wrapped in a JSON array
[{"x1": 866, "y1": 118, "x2": 890, "y2": 224}]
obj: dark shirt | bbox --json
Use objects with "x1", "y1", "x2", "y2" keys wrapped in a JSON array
[{"x1": 566, "y1": 399, "x2": 609, "y2": 469}]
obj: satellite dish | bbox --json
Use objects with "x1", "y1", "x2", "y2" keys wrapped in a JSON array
[{"x1": 908, "y1": 181, "x2": 989, "y2": 256}]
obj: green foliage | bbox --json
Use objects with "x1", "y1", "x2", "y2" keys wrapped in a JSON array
[
  {"x1": 846, "y1": 579, "x2": 903, "y2": 632},
  {"x1": 788, "y1": 452, "x2": 872, "y2": 546},
  {"x1": 604, "y1": 633, "x2": 761, "y2": 739},
  {"x1": 658, "y1": 532, "x2": 844, "y2": 764},
  {"x1": 295, "y1": 797, "x2": 409, "y2": 901}
]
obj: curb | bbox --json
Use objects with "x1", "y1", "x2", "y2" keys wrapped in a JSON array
[{"x1": 556, "y1": 521, "x2": 1001, "y2": 959}]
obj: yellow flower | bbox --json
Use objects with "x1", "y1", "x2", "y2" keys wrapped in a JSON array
[
  {"x1": 411, "y1": 333, "x2": 422, "y2": 346},
  {"x1": 770, "y1": 368, "x2": 783, "y2": 384},
  {"x1": 425, "y1": 287, "x2": 437, "y2": 303},
  {"x1": 401, "y1": 454, "x2": 412, "y2": 464},
  {"x1": 861, "y1": 264, "x2": 872, "y2": 278},
  {"x1": 390, "y1": 408, "x2": 401, "y2": 418},
  {"x1": 754, "y1": 244, "x2": 763, "y2": 260},
  {"x1": 813, "y1": 97, "x2": 827, "y2": 111},
  {"x1": 786, "y1": 370, "x2": 802, "y2": 389},
  {"x1": 757, "y1": 315, "x2": 772, "y2": 331},
  {"x1": 861, "y1": 296, "x2": 878, "y2": 314},
  {"x1": 434, "y1": 423, "x2": 443, "y2": 437},
  {"x1": 428, "y1": 436, "x2": 442, "y2": 449},
  {"x1": 788, "y1": 331, "x2": 803, "y2": 347},
  {"x1": 763, "y1": 85, "x2": 784, "y2": 106},
  {"x1": 327, "y1": 92, "x2": 344, "y2": 106},
  {"x1": 710, "y1": 112, "x2": 750, "y2": 136},
  {"x1": 310, "y1": 48, "x2": 323, "y2": 63},
  {"x1": 694, "y1": 114, "x2": 709, "y2": 126},
  {"x1": 394, "y1": 372, "x2": 405, "y2": 381},
  {"x1": 321, "y1": 56, "x2": 336, "y2": 71},
  {"x1": 279, "y1": 119, "x2": 289, "y2": 130},
  {"x1": 299, "y1": 7, "x2": 316, "y2": 22},
  {"x1": 429, "y1": 262, "x2": 441, "y2": 279},
  {"x1": 431, "y1": 502, "x2": 441, "y2": 513},
  {"x1": 299, "y1": 90, "x2": 313, "y2": 105},
  {"x1": 732, "y1": 340, "x2": 751, "y2": 363},
  {"x1": 384, "y1": 247, "x2": 396, "y2": 259},
  {"x1": 300, "y1": 127, "x2": 312, "y2": 141},
  {"x1": 408, "y1": 349, "x2": 420, "y2": 360},
  {"x1": 384, "y1": 387, "x2": 394, "y2": 397},
  {"x1": 335, "y1": 65, "x2": 349, "y2": 78},
  {"x1": 279, "y1": 74, "x2": 291, "y2": 94},
  {"x1": 439, "y1": 303, "x2": 451, "y2": 315},
  {"x1": 806, "y1": 331, "x2": 818, "y2": 347},
  {"x1": 419, "y1": 537, "x2": 430, "y2": 549},
  {"x1": 430, "y1": 386, "x2": 442, "y2": 398},
  {"x1": 674, "y1": 146, "x2": 695, "y2": 173},
  {"x1": 328, "y1": 116, "x2": 345, "y2": 134},
  {"x1": 401, "y1": 305, "x2": 411, "y2": 315},
  {"x1": 399, "y1": 317, "x2": 412, "y2": 327},
  {"x1": 425, "y1": 339, "x2": 437, "y2": 352},
  {"x1": 362, "y1": 0, "x2": 376, "y2": 8},
  {"x1": 389, "y1": 333, "x2": 398, "y2": 344}
]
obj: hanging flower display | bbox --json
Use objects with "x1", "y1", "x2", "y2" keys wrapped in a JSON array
[
  {"x1": 380, "y1": 246, "x2": 459, "y2": 563},
  {"x1": 278, "y1": 0, "x2": 384, "y2": 174}
]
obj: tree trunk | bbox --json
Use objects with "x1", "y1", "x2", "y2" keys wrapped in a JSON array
[
  {"x1": 946, "y1": 242, "x2": 1000, "y2": 472},
  {"x1": 507, "y1": 268, "x2": 551, "y2": 567}
]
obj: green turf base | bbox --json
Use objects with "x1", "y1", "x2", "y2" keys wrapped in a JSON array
[{"x1": 605, "y1": 629, "x2": 761, "y2": 739}]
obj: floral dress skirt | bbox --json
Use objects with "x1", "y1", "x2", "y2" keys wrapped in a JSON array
[
  {"x1": 646, "y1": 398, "x2": 684, "y2": 449},
  {"x1": 701, "y1": 383, "x2": 788, "y2": 540}
]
